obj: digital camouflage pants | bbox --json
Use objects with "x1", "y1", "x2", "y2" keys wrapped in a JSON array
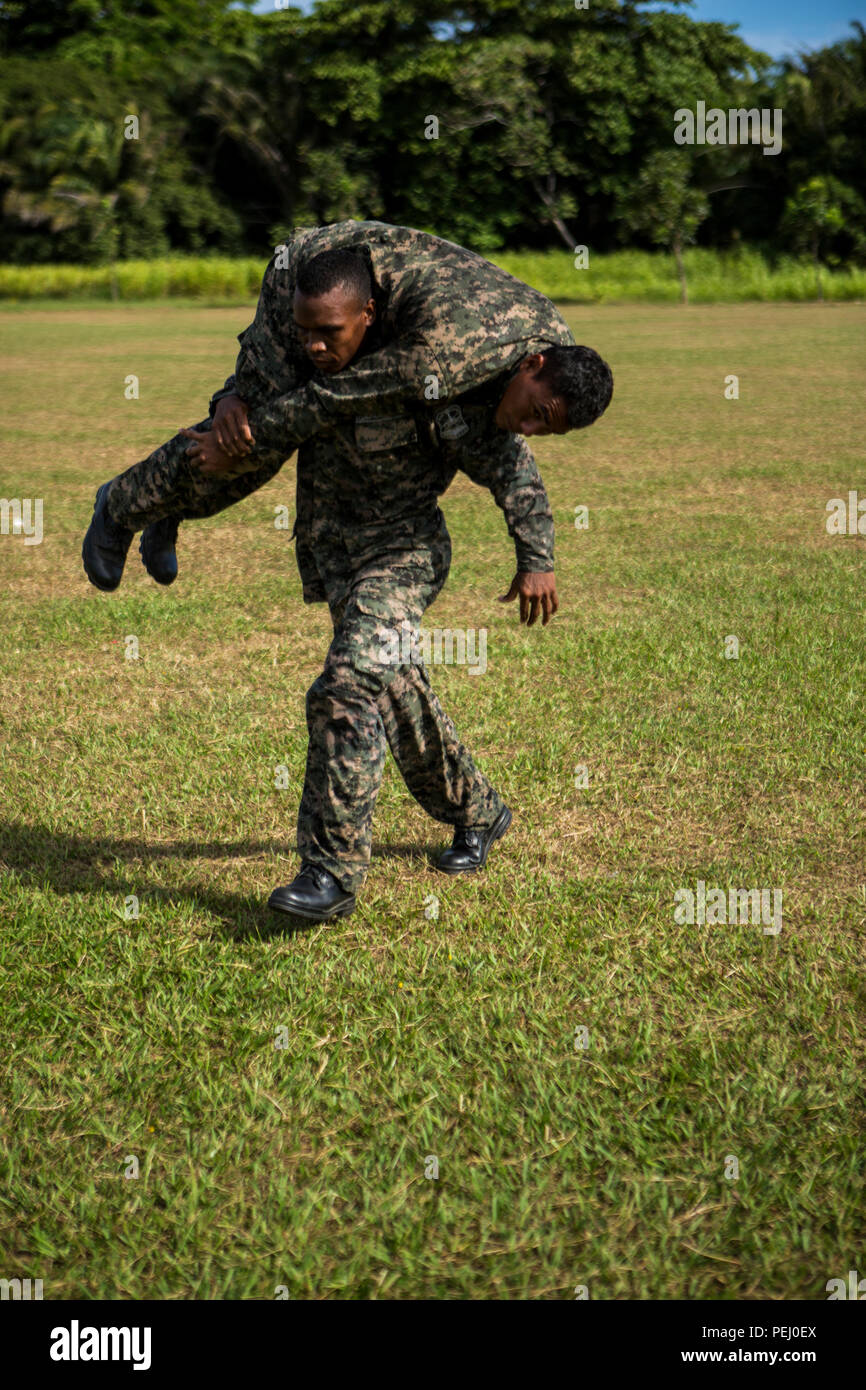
[
  {"x1": 299, "y1": 535, "x2": 505, "y2": 892},
  {"x1": 106, "y1": 420, "x2": 282, "y2": 529}
]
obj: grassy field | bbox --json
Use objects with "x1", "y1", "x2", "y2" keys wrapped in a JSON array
[
  {"x1": 1, "y1": 246, "x2": 865, "y2": 304},
  {"x1": 1, "y1": 301, "x2": 864, "y2": 1300}
]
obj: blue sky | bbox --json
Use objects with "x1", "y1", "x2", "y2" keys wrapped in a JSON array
[
  {"x1": 655, "y1": 0, "x2": 862, "y2": 58},
  {"x1": 251, "y1": 0, "x2": 863, "y2": 59}
]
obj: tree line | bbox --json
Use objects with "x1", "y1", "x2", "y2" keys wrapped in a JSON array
[{"x1": 1, "y1": 0, "x2": 863, "y2": 268}]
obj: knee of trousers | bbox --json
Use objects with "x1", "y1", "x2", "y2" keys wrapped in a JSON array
[
  {"x1": 305, "y1": 672, "x2": 388, "y2": 734},
  {"x1": 305, "y1": 654, "x2": 405, "y2": 714}
]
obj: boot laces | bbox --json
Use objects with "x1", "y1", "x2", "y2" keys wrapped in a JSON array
[{"x1": 298, "y1": 862, "x2": 331, "y2": 889}]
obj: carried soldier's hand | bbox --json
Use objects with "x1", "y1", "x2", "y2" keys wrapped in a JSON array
[
  {"x1": 181, "y1": 425, "x2": 250, "y2": 477},
  {"x1": 498, "y1": 571, "x2": 559, "y2": 627},
  {"x1": 211, "y1": 394, "x2": 254, "y2": 457}
]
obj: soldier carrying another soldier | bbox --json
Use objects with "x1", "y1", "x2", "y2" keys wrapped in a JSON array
[{"x1": 82, "y1": 222, "x2": 613, "y2": 923}]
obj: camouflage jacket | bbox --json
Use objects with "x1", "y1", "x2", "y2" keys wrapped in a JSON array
[
  {"x1": 210, "y1": 221, "x2": 574, "y2": 599},
  {"x1": 292, "y1": 372, "x2": 555, "y2": 603}
]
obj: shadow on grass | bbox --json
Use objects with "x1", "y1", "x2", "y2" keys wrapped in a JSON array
[{"x1": 0, "y1": 819, "x2": 440, "y2": 939}]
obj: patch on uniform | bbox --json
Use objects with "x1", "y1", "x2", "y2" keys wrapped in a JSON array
[{"x1": 434, "y1": 405, "x2": 469, "y2": 441}]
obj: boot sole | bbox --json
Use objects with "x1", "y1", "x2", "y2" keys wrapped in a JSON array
[
  {"x1": 437, "y1": 805, "x2": 513, "y2": 875},
  {"x1": 267, "y1": 893, "x2": 356, "y2": 923}
]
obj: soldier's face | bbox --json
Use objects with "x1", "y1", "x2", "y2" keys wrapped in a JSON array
[
  {"x1": 494, "y1": 354, "x2": 569, "y2": 436},
  {"x1": 293, "y1": 287, "x2": 376, "y2": 373}
]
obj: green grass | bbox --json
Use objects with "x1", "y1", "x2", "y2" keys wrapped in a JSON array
[
  {"x1": 0, "y1": 302, "x2": 864, "y2": 1299},
  {"x1": 0, "y1": 256, "x2": 265, "y2": 303},
  {"x1": 1, "y1": 246, "x2": 864, "y2": 304},
  {"x1": 496, "y1": 245, "x2": 866, "y2": 303}
]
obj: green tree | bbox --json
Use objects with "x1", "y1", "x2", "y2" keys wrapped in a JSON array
[
  {"x1": 621, "y1": 150, "x2": 709, "y2": 303},
  {"x1": 780, "y1": 176, "x2": 864, "y2": 299},
  {"x1": 1, "y1": 0, "x2": 861, "y2": 265}
]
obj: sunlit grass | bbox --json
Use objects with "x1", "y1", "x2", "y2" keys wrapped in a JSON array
[
  {"x1": 0, "y1": 301, "x2": 864, "y2": 1299},
  {"x1": 1, "y1": 247, "x2": 863, "y2": 304}
]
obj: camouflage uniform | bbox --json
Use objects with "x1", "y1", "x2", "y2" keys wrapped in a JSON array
[
  {"x1": 292, "y1": 381, "x2": 557, "y2": 890},
  {"x1": 105, "y1": 222, "x2": 574, "y2": 892},
  {"x1": 297, "y1": 525, "x2": 496, "y2": 891}
]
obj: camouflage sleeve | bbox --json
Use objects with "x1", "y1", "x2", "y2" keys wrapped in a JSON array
[
  {"x1": 203, "y1": 244, "x2": 313, "y2": 453},
  {"x1": 208, "y1": 375, "x2": 240, "y2": 416},
  {"x1": 225, "y1": 246, "x2": 308, "y2": 412},
  {"x1": 457, "y1": 432, "x2": 555, "y2": 573},
  {"x1": 246, "y1": 335, "x2": 450, "y2": 454},
  {"x1": 304, "y1": 335, "x2": 451, "y2": 410}
]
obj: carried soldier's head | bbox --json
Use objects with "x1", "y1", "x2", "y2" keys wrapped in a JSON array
[
  {"x1": 494, "y1": 346, "x2": 613, "y2": 437},
  {"x1": 294, "y1": 248, "x2": 376, "y2": 373}
]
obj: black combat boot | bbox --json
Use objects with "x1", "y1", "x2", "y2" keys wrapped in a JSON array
[
  {"x1": 140, "y1": 515, "x2": 181, "y2": 585},
  {"x1": 82, "y1": 480, "x2": 134, "y2": 591},
  {"x1": 268, "y1": 862, "x2": 356, "y2": 922},
  {"x1": 437, "y1": 805, "x2": 512, "y2": 874}
]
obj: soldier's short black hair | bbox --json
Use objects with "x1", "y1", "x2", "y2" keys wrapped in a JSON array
[
  {"x1": 536, "y1": 345, "x2": 613, "y2": 430},
  {"x1": 296, "y1": 247, "x2": 373, "y2": 305}
]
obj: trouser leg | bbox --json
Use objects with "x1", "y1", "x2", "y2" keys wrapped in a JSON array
[
  {"x1": 297, "y1": 561, "x2": 504, "y2": 893},
  {"x1": 297, "y1": 672, "x2": 387, "y2": 894},
  {"x1": 105, "y1": 419, "x2": 287, "y2": 531},
  {"x1": 377, "y1": 660, "x2": 505, "y2": 830}
]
